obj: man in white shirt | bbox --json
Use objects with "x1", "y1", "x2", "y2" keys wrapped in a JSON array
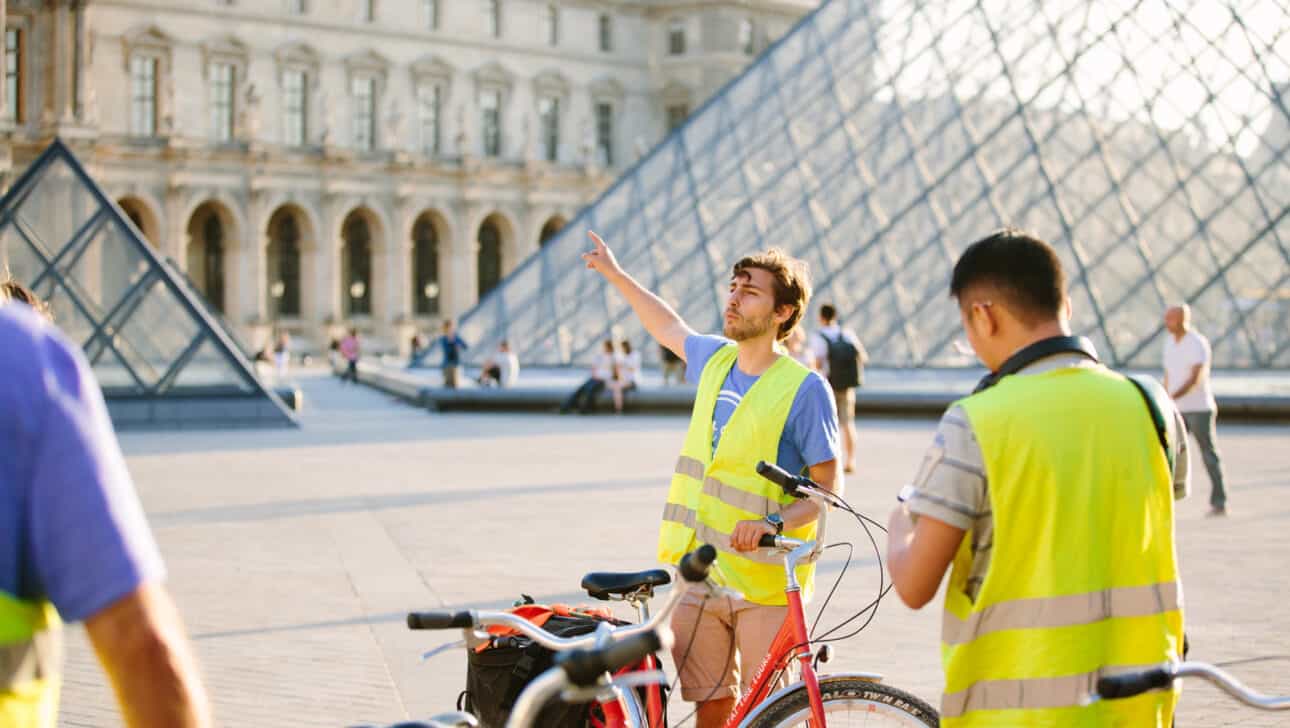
[
  {"x1": 810, "y1": 304, "x2": 867, "y2": 473},
  {"x1": 1164, "y1": 303, "x2": 1228, "y2": 516}
]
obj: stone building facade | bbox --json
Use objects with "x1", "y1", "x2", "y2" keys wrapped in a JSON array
[{"x1": 0, "y1": 0, "x2": 813, "y2": 352}]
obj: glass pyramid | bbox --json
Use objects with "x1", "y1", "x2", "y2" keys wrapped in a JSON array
[
  {"x1": 460, "y1": 0, "x2": 1290, "y2": 370},
  {"x1": 0, "y1": 140, "x2": 296, "y2": 428}
]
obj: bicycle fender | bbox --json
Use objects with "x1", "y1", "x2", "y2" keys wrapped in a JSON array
[{"x1": 735, "y1": 672, "x2": 884, "y2": 728}]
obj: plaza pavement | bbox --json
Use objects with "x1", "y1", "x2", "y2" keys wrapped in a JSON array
[{"x1": 58, "y1": 369, "x2": 1290, "y2": 727}]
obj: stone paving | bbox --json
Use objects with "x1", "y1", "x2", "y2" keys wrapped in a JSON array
[{"x1": 58, "y1": 369, "x2": 1290, "y2": 727}]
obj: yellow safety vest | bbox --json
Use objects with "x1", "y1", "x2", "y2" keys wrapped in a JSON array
[
  {"x1": 943, "y1": 365, "x2": 1184, "y2": 727},
  {"x1": 0, "y1": 591, "x2": 61, "y2": 728},
  {"x1": 657, "y1": 344, "x2": 815, "y2": 606}
]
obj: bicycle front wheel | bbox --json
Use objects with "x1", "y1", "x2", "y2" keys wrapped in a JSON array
[{"x1": 745, "y1": 676, "x2": 939, "y2": 727}]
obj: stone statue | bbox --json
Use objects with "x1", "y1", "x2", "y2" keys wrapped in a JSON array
[
  {"x1": 521, "y1": 112, "x2": 535, "y2": 161},
  {"x1": 317, "y1": 89, "x2": 335, "y2": 146},
  {"x1": 384, "y1": 99, "x2": 403, "y2": 149},
  {"x1": 241, "y1": 81, "x2": 262, "y2": 141},
  {"x1": 82, "y1": 85, "x2": 99, "y2": 126},
  {"x1": 579, "y1": 117, "x2": 595, "y2": 165},
  {"x1": 455, "y1": 103, "x2": 470, "y2": 156},
  {"x1": 161, "y1": 78, "x2": 178, "y2": 134}
]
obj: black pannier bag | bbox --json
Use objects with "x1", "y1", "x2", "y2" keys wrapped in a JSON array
[{"x1": 460, "y1": 610, "x2": 632, "y2": 728}]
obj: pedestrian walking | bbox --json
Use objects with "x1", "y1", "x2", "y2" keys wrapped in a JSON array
[
  {"x1": 810, "y1": 304, "x2": 867, "y2": 473},
  {"x1": 435, "y1": 319, "x2": 469, "y2": 389},
  {"x1": 339, "y1": 328, "x2": 360, "y2": 384},
  {"x1": 1164, "y1": 303, "x2": 1228, "y2": 516}
]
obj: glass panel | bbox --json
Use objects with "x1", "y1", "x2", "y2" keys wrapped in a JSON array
[
  {"x1": 62, "y1": 220, "x2": 151, "y2": 318},
  {"x1": 12, "y1": 156, "x2": 98, "y2": 257},
  {"x1": 114, "y1": 278, "x2": 201, "y2": 388},
  {"x1": 170, "y1": 337, "x2": 255, "y2": 393}
]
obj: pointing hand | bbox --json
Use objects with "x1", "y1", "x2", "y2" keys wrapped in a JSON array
[{"x1": 582, "y1": 231, "x2": 623, "y2": 279}]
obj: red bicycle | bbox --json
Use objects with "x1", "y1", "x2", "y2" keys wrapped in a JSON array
[{"x1": 410, "y1": 462, "x2": 939, "y2": 727}]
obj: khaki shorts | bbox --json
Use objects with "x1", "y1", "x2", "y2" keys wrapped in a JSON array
[
  {"x1": 668, "y1": 585, "x2": 790, "y2": 702},
  {"x1": 833, "y1": 387, "x2": 856, "y2": 425}
]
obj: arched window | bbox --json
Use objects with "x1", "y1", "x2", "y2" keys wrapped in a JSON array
[
  {"x1": 186, "y1": 207, "x2": 226, "y2": 312},
  {"x1": 477, "y1": 218, "x2": 502, "y2": 298},
  {"x1": 266, "y1": 209, "x2": 302, "y2": 317},
  {"x1": 202, "y1": 212, "x2": 225, "y2": 309},
  {"x1": 413, "y1": 215, "x2": 439, "y2": 315},
  {"x1": 341, "y1": 212, "x2": 373, "y2": 316},
  {"x1": 539, "y1": 217, "x2": 564, "y2": 247}
]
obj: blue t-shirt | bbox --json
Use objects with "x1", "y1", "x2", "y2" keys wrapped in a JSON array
[
  {"x1": 0, "y1": 304, "x2": 165, "y2": 622},
  {"x1": 684, "y1": 334, "x2": 839, "y2": 475},
  {"x1": 439, "y1": 334, "x2": 468, "y2": 366}
]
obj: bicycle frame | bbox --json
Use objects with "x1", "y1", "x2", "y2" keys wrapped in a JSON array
[{"x1": 725, "y1": 585, "x2": 823, "y2": 727}]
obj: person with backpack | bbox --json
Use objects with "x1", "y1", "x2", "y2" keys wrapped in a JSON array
[
  {"x1": 581, "y1": 230, "x2": 840, "y2": 728},
  {"x1": 885, "y1": 230, "x2": 1190, "y2": 727},
  {"x1": 810, "y1": 304, "x2": 867, "y2": 473}
]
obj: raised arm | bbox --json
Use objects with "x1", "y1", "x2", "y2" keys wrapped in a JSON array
[{"x1": 582, "y1": 231, "x2": 696, "y2": 359}]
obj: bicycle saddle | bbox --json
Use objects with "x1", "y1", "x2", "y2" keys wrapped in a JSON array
[{"x1": 581, "y1": 569, "x2": 672, "y2": 600}]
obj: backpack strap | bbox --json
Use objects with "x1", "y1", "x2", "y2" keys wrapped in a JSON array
[{"x1": 1126, "y1": 374, "x2": 1176, "y2": 475}]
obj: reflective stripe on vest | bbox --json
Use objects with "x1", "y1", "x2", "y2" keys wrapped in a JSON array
[
  {"x1": 941, "y1": 664, "x2": 1162, "y2": 719},
  {"x1": 0, "y1": 630, "x2": 60, "y2": 689},
  {"x1": 942, "y1": 581, "x2": 1181, "y2": 645},
  {"x1": 657, "y1": 345, "x2": 815, "y2": 606},
  {"x1": 1, "y1": 592, "x2": 62, "y2": 727},
  {"x1": 943, "y1": 366, "x2": 1183, "y2": 727}
]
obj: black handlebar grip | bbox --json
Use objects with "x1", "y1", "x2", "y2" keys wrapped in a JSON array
[
  {"x1": 758, "y1": 534, "x2": 778, "y2": 548},
  {"x1": 406, "y1": 610, "x2": 473, "y2": 630},
  {"x1": 1096, "y1": 668, "x2": 1173, "y2": 699},
  {"x1": 556, "y1": 630, "x2": 663, "y2": 688},
  {"x1": 755, "y1": 461, "x2": 811, "y2": 499},
  {"x1": 678, "y1": 544, "x2": 718, "y2": 583},
  {"x1": 756, "y1": 460, "x2": 793, "y2": 487}
]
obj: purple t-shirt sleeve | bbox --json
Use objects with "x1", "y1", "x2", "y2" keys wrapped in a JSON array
[
  {"x1": 23, "y1": 316, "x2": 165, "y2": 622},
  {"x1": 684, "y1": 334, "x2": 732, "y2": 383}
]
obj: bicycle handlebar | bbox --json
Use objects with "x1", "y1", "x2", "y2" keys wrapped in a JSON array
[
  {"x1": 1095, "y1": 662, "x2": 1290, "y2": 711},
  {"x1": 756, "y1": 461, "x2": 812, "y2": 498},
  {"x1": 1096, "y1": 668, "x2": 1172, "y2": 699},
  {"x1": 679, "y1": 544, "x2": 717, "y2": 582},
  {"x1": 555, "y1": 630, "x2": 664, "y2": 688},
  {"x1": 407, "y1": 610, "x2": 473, "y2": 630}
]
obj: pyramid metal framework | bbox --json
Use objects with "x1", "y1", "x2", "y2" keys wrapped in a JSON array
[
  {"x1": 460, "y1": 0, "x2": 1290, "y2": 370},
  {"x1": 0, "y1": 140, "x2": 296, "y2": 428}
]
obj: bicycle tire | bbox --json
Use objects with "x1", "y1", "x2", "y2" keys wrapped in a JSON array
[{"x1": 744, "y1": 676, "x2": 939, "y2": 727}]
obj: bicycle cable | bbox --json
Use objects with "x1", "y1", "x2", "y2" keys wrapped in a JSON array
[
  {"x1": 1212, "y1": 655, "x2": 1290, "y2": 668},
  {"x1": 766, "y1": 490, "x2": 894, "y2": 689}
]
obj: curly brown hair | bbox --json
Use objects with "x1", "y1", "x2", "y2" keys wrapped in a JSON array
[
  {"x1": 2, "y1": 279, "x2": 53, "y2": 321},
  {"x1": 731, "y1": 248, "x2": 812, "y2": 341}
]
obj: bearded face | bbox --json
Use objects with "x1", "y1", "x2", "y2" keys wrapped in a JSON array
[{"x1": 723, "y1": 306, "x2": 776, "y2": 341}]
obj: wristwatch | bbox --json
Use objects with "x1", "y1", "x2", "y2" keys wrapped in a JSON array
[{"x1": 764, "y1": 512, "x2": 784, "y2": 534}]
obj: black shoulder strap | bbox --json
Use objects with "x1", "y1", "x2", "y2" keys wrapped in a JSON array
[
  {"x1": 1127, "y1": 375, "x2": 1176, "y2": 475},
  {"x1": 972, "y1": 335, "x2": 1098, "y2": 393}
]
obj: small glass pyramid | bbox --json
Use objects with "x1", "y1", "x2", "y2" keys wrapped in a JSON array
[{"x1": 0, "y1": 139, "x2": 296, "y2": 428}]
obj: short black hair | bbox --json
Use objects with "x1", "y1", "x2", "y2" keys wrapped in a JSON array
[
  {"x1": 819, "y1": 304, "x2": 837, "y2": 323},
  {"x1": 950, "y1": 229, "x2": 1066, "y2": 325}
]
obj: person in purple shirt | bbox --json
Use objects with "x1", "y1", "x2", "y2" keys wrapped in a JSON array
[{"x1": 0, "y1": 300, "x2": 211, "y2": 727}]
